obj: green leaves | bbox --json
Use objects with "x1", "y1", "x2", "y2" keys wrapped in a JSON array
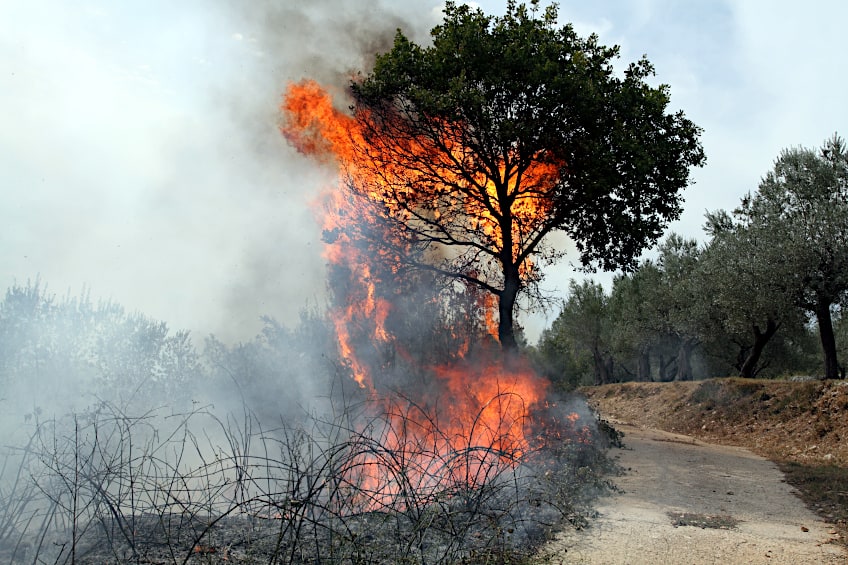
[
  {"x1": 704, "y1": 135, "x2": 848, "y2": 378},
  {"x1": 344, "y1": 1, "x2": 703, "y2": 348},
  {"x1": 737, "y1": 135, "x2": 848, "y2": 310}
]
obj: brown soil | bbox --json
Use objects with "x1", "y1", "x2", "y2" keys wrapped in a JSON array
[
  {"x1": 583, "y1": 379, "x2": 848, "y2": 466},
  {"x1": 543, "y1": 378, "x2": 848, "y2": 564}
]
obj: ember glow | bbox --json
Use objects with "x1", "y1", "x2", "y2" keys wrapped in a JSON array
[{"x1": 281, "y1": 80, "x2": 580, "y2": 502}]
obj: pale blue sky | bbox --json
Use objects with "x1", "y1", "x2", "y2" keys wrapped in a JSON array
[{"x1": 2, "y1": 0, "x2": 847, "y2": 342}]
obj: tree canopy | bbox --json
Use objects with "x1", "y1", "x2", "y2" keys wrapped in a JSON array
[
  {"x1": 700, "y1": 210, "x2": 805, "y2": 378},
  {"x1": 533, "y1": 232, "x2": 819, "y2": 386},
  {"x1": 294, "y1": 0, "x2": 705, "y2": 351},
  {"x1": 534, "y1": 135, "x2": 848, "y2": 384},
  {"x1": 724, "y1": 135, "x2": 848, "y2": 378}
]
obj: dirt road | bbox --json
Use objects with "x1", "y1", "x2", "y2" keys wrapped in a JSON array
[{"x1": 547, "y1": 424, "x2": 846, "y2": 564}]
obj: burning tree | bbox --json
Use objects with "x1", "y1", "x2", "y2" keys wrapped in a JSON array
[{"x1": 283, "y1": 1, "x2": 704, "y2": 351}]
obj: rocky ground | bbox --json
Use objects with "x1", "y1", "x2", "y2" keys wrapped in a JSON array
[{"x1": 582, "y1": 379, "x2": 848, "y2": 466}]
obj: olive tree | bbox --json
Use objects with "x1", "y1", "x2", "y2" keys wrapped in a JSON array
[
  {"x1": 700, "y1": 211, "x2": 805, "y2": 378},
  {"x1": 552, "y1": 280, "x2": 614, "y2": 385},
  {"x1": 731, "y1": 135, "x2": 848, "y2": 379}
]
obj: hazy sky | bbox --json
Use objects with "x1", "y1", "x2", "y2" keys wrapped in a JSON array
[{"x1": 3, "y1": 0, "x2": 848, "y2": 343}]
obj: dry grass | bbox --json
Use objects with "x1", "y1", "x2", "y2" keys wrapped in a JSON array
[
  {"x1": 777, "y1": 462, "x2": 848, "y2": 535},
  {"x1": 0, "y1": 396, "x2": 615, "y2": 564}
]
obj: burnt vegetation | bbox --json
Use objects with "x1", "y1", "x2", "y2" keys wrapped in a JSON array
[{"x1": 0, "y1": 280, "x2": 614, "y2": 564}]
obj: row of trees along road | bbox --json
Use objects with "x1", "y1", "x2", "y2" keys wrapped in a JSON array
[{"x1": 534, "y1": 135, "x2": 848, "y2": 387}]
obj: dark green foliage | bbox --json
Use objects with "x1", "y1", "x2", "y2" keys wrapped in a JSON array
[
  {"x1": 835, "y1": 310, "x2": 848, "y2": 371},
  {"x1": 606, "y1": 264, "x2": 664, "y2": 381},
  {"x1": 536, "y1": 227, "x2": 824, "y2": 383},
  {"x1": 700, "y1": 209, "x2": 806, "y2": 378},
  {"x1": 532, "y1": 321, "x2": 595, "y2": 392},
  {"x1": 532, "y1": 280, "x2": 616, "y2": 390},
  {"x1": 535, "y1": 137, "x2": 848, "y2": 382},
  {"x1": 550, "y1": 236, "x2": 710, "y2": 383}
]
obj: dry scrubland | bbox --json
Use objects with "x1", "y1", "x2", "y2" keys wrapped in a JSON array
[
  {"x1": 582, "y1": 378, "x2": 848, "y2": 543},
  {"x1": 0, "y1": 397, "x2": 615, "y2": 564}
]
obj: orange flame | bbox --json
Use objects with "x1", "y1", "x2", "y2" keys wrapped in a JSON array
[
  {"x1": 282, "y1": 80, "x2": 561, "y2": 286},
  {"x1": 281, "y1": 79, "x2": 565, "y2": 503}
]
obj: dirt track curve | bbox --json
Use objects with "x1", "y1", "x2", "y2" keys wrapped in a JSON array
[{"x1": 546, "y1": 424, "x2": 846, "y2": 564}]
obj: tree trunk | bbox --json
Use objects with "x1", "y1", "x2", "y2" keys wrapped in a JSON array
[
  {"x1": 673, "y1": 339, "x2": 697, "y2": 381},
  {"x1": 658, "y1": 354, "x2": 675, "y2": 382},
  {"x1": 637, "y1": 347, "x2": 651, "y2": 382},
  {"x1": 498, "y1": 268, "x2": 520, "y2": 352},
  {"x1": 739, "y1": 318, "x2": 779, "y2": 379},
  {"x1": 734, "y1": 344, "x2": 750, "y2": 374},
  {"x1": 815, "y1": 298, "x2": 840, "y2": 379},
  {"x1": 592, "y1": 345, "x2": 610, "y2": 385}
]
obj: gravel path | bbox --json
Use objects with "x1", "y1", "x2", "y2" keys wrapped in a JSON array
[{"x1": 546, "y1": 424, "x2": 846, "y2": 564}]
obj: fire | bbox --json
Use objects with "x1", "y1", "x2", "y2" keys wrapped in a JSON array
[
  {"x1": 281, "y1": 80, "x2": 561, "y2": 286},
  {"x1": 338, "y1": 359, "x2": 553, "y2": 510},
  {"x1": 280, "y1": 79, "x2": 570, "y2": 504},
  {"x1": 431, "y1": 359, "x2": 547, "y2": 458}
]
